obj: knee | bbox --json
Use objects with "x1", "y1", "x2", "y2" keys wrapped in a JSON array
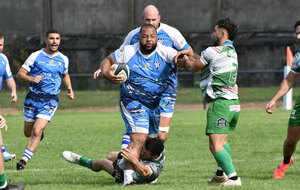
[
  {"x1": 32, "y1": 127, "x2": 44, "y2": 138},
  {"x1": 285, "y1": 138, "x2": 298, "y2": 146},
  {"x1": 24, "y1": 130, "x2": 31, "y2": 137}
]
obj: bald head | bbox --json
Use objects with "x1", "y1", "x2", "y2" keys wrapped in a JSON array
[{"x1": 142, "y1": 5, "x2": 161, "y2": 29}]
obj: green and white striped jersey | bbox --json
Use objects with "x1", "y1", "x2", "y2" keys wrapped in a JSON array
[
  {"x1": 291, "y1": 52, "x2": 300, "y2": 73},
  {"x1": 199, "y1": 42, "x2": 238, "y2": 102},
  {"x1": 134, "y1": 149, "x2": 165, "y2": 183}
]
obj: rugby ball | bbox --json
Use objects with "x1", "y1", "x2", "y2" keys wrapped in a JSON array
[{"x1": 111, "y1": 63, "x2": 130, "y2": 83}]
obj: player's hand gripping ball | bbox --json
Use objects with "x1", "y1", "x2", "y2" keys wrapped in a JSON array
[{"x1": 111, "y1": 63, "x2": 130, "y2": 83}]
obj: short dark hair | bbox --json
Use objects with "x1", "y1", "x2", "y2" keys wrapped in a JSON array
[
  {"x1": 45, "y1": 28, "x2": 60, "y2": 37},
  {"x1": 216, "y1": 18, "x2": 238, "y2": 41},
  {"x1": 0, "y1": 32, "x2": 4, "y2": 39},
  {"x1": 145, "y1": 138, "x2": 164, "y2": 157},
  {"x1": 295, "y1": 21, "x2": 300, "y2": 29},
  {"x1": 139, "y1": 24, "x2": 157, "y2": 34}
]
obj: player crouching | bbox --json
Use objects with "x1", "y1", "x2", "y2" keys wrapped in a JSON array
[{"x1": 63, "y1": 138, "x2": 165, "y2": 186}]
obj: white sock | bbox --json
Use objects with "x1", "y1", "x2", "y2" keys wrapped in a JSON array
[{"x1": 123, "y1": 169, "x2": 134, "y2": 186}]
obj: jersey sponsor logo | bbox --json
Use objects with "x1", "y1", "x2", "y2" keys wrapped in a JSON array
[
  {"x1": 217, "y1": 117, "x2": 227, "y2": 127},
  {"x1": 38, "y1": 61, "x2": 47, "y2": 64},
  {"x1": 229, "y1": 105, "x2": 240, "y2": 112},
  {"x1": 162, "y1": 100, "x2": 169, "y2": 108},
  {"x1": 227, "y1": 52, "x2": 237, "y2": 59},
  {"x1": 158, "y1": 39, "x2": 165, "y2": 44},
  {"x1": 222, "y1": 86, "x2": 238, "y2": 92},
  {"x1": 154, "y1": 62, "x2": 160, "y2": 69},
  {"x1": 49, "y1": 60, "x2": 54, "y2": 64}
]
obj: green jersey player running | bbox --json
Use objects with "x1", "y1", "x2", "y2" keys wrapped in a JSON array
[{"x1": 175, "y1": 18, "x2": 241, "y2": 186}]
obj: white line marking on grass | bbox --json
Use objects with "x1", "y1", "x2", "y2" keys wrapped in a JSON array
[{"x1": 5, "y1": 166, "x2": 85, "y2": 173}]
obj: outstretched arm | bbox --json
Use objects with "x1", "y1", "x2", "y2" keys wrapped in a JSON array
[
  {"x1": 62, "y1": 72, "x2": 74, "y2": 100},
  {"x1": 266, "y1": 71, "x2": 298, "y2": 114},
  {"x1": 175, "y1": 52, "x2": 206, "y2": 73},
  {"x1": 5, "y1": 77, "x2": 17, "y2": 103}
]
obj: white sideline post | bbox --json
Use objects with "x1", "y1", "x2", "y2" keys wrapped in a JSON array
[{"x1": 283, "y1": 66, "x2": 292, "y2": 110}]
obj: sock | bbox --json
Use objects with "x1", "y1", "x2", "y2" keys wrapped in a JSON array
[
  {"x1": 283, "y1": 156, "x2": 291, "y2": 164},
  {"x1": 79, "y1": 156, "x2": 97, "y2": 171},
  {"x1": 0, "y1": 173, "x2": 7, "y2": 189},
  {"x1": 214, "y1": 150, "x2": 237, "y2": 179},
  {"x1": 216, "y1": 143, "x2": 231, "y2": 176},
  {"x1": 22, "y1": 148, "x2": 34, "y2": 161},
  {"x1": 123, "y1": 169, "x2": 134, "y2": 186},
  {"x1": 223, "y1": 143, "x2": 230, "y2": 154},
  {"x1": 121, "y1": 133, "x2": 130, "y2": 149},
  {"x1": 1, "y1": 145, "x2": 6, "y2": 153}
]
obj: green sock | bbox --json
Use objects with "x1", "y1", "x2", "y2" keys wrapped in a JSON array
[
  {"x1": 217, "y1": 143, "x2": 231, "y2": 168},
  {"x1": 79, "y1": 157, "x2": 97, "y2": 171},
  {"x1": 223, "y1": 143, "x2": 230, "y2": 154},
  {"x1": 214, "y1": 150, "x2": 236, "y2": 176},
  {"x1": 0, "y1": 173, "x2": 7, "y2": 188}
]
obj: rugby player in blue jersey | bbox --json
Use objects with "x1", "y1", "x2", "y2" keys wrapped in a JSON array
[
  {"x1": 97, "y1": 24, "x2": 185, "y2": 186},
  {"x1": 16, "y1": 29, "x2": 74, "y2": 171},
  {"x1": 94, "y1": 5, "x2": 193, "y2": 143},
  {"x1": 0, "y1": 33, "x2": 17, "y2": 162},
  {"x1": 0, "y1": 33, "x2": 25, "y2": 190}
]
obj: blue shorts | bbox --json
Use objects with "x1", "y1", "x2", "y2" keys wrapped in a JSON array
[
  {"x1": 120, "y1": 99, "x2": 159, "y2": 137},
  {"x1": 159, "y1": 93, "x2": 176, "y2": 118},
  {"x1": 23, "y1": 92, "x2": 59, "y2": 122}
]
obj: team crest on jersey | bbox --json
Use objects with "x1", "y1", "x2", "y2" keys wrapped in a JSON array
[
  {"x1": 154, "y1": 62, "x2": 160, "y2": 69},
  {"x1": 58, "y1": 61, "x2": 62, "y2": 67},
  {"x1": 145, "y1": 62, "x2": 150, "y2": 69},
  {"x1": 1, "y1": 60, "x2": 4, "y2": 65},
  {"x1": 158, "y1": 39, "x2": 164, "y2": 44},
  {"x1": 217, "y1": 118, "x2": 227, "y2": 127}
]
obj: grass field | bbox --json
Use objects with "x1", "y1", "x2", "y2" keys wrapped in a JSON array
[
  {"x1": 1, "y1": 87, "x2": 300, "y2": 110},
  {"x1": 1, "y1": 108, "x2": 299, "y2": 189}
]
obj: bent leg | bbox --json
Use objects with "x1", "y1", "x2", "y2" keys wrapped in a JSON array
[{"x1": 24, "y1": 121, "x2": 34, "y2": 137}]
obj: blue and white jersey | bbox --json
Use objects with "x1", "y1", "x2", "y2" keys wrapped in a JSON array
[
  {"x1": 119, "y1": 23, "x2": 190, "y2": 93},
  {"x1": 113, "y1": 43, "x2": 177, "y2": 109},
  {"x1": 0, "y1": 53, "x2": 13, "y2": 92},
  {"x1": 22, "y1": 49, "x2": 69, "y2": 95}
]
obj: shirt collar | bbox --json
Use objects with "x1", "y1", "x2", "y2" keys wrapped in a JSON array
[{"x1": 224, "y1": 41, "x2": 233, "y2": 45}]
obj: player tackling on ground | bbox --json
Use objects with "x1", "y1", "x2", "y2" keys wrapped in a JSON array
[
  {"x1": 16, "y1": 29, "x2": 74, "y2": 170},
  {"x1": 63, "y1": 138, "x2": 165, "y2": 185},
  {"x1": 176, "y1": 18, "x2": 241, "y2": 186},
  {"x1": 266, "y1": 20, "x2": 300, "y2": 179}
]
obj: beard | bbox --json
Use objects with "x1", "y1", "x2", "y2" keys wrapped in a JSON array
[
  {"x1": 140, "y1": 42, "x2": 157, "y2": 54},
  {"x1": 213, "y1": 38, "x2": 220, "y2": 46}
]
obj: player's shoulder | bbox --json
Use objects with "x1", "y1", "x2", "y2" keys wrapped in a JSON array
[
  {"x1": 159, "y1": 23, "x2": 180, "y2": 33},
  {"x1": 126, "y1": 27, "x2": 141, "y2": 39},
  {"x1": 0, "y1": 53, "x2": 8, "y2": 62},
  {"x1": 205, "y1": 46, "x2": 223, "y2": 55},
  {"x1": 58, "y1": 51, "x2": 69, "y2": 60},
  {"x1": 121, "y1": 42, "x2": 139, "y2": 53}
]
